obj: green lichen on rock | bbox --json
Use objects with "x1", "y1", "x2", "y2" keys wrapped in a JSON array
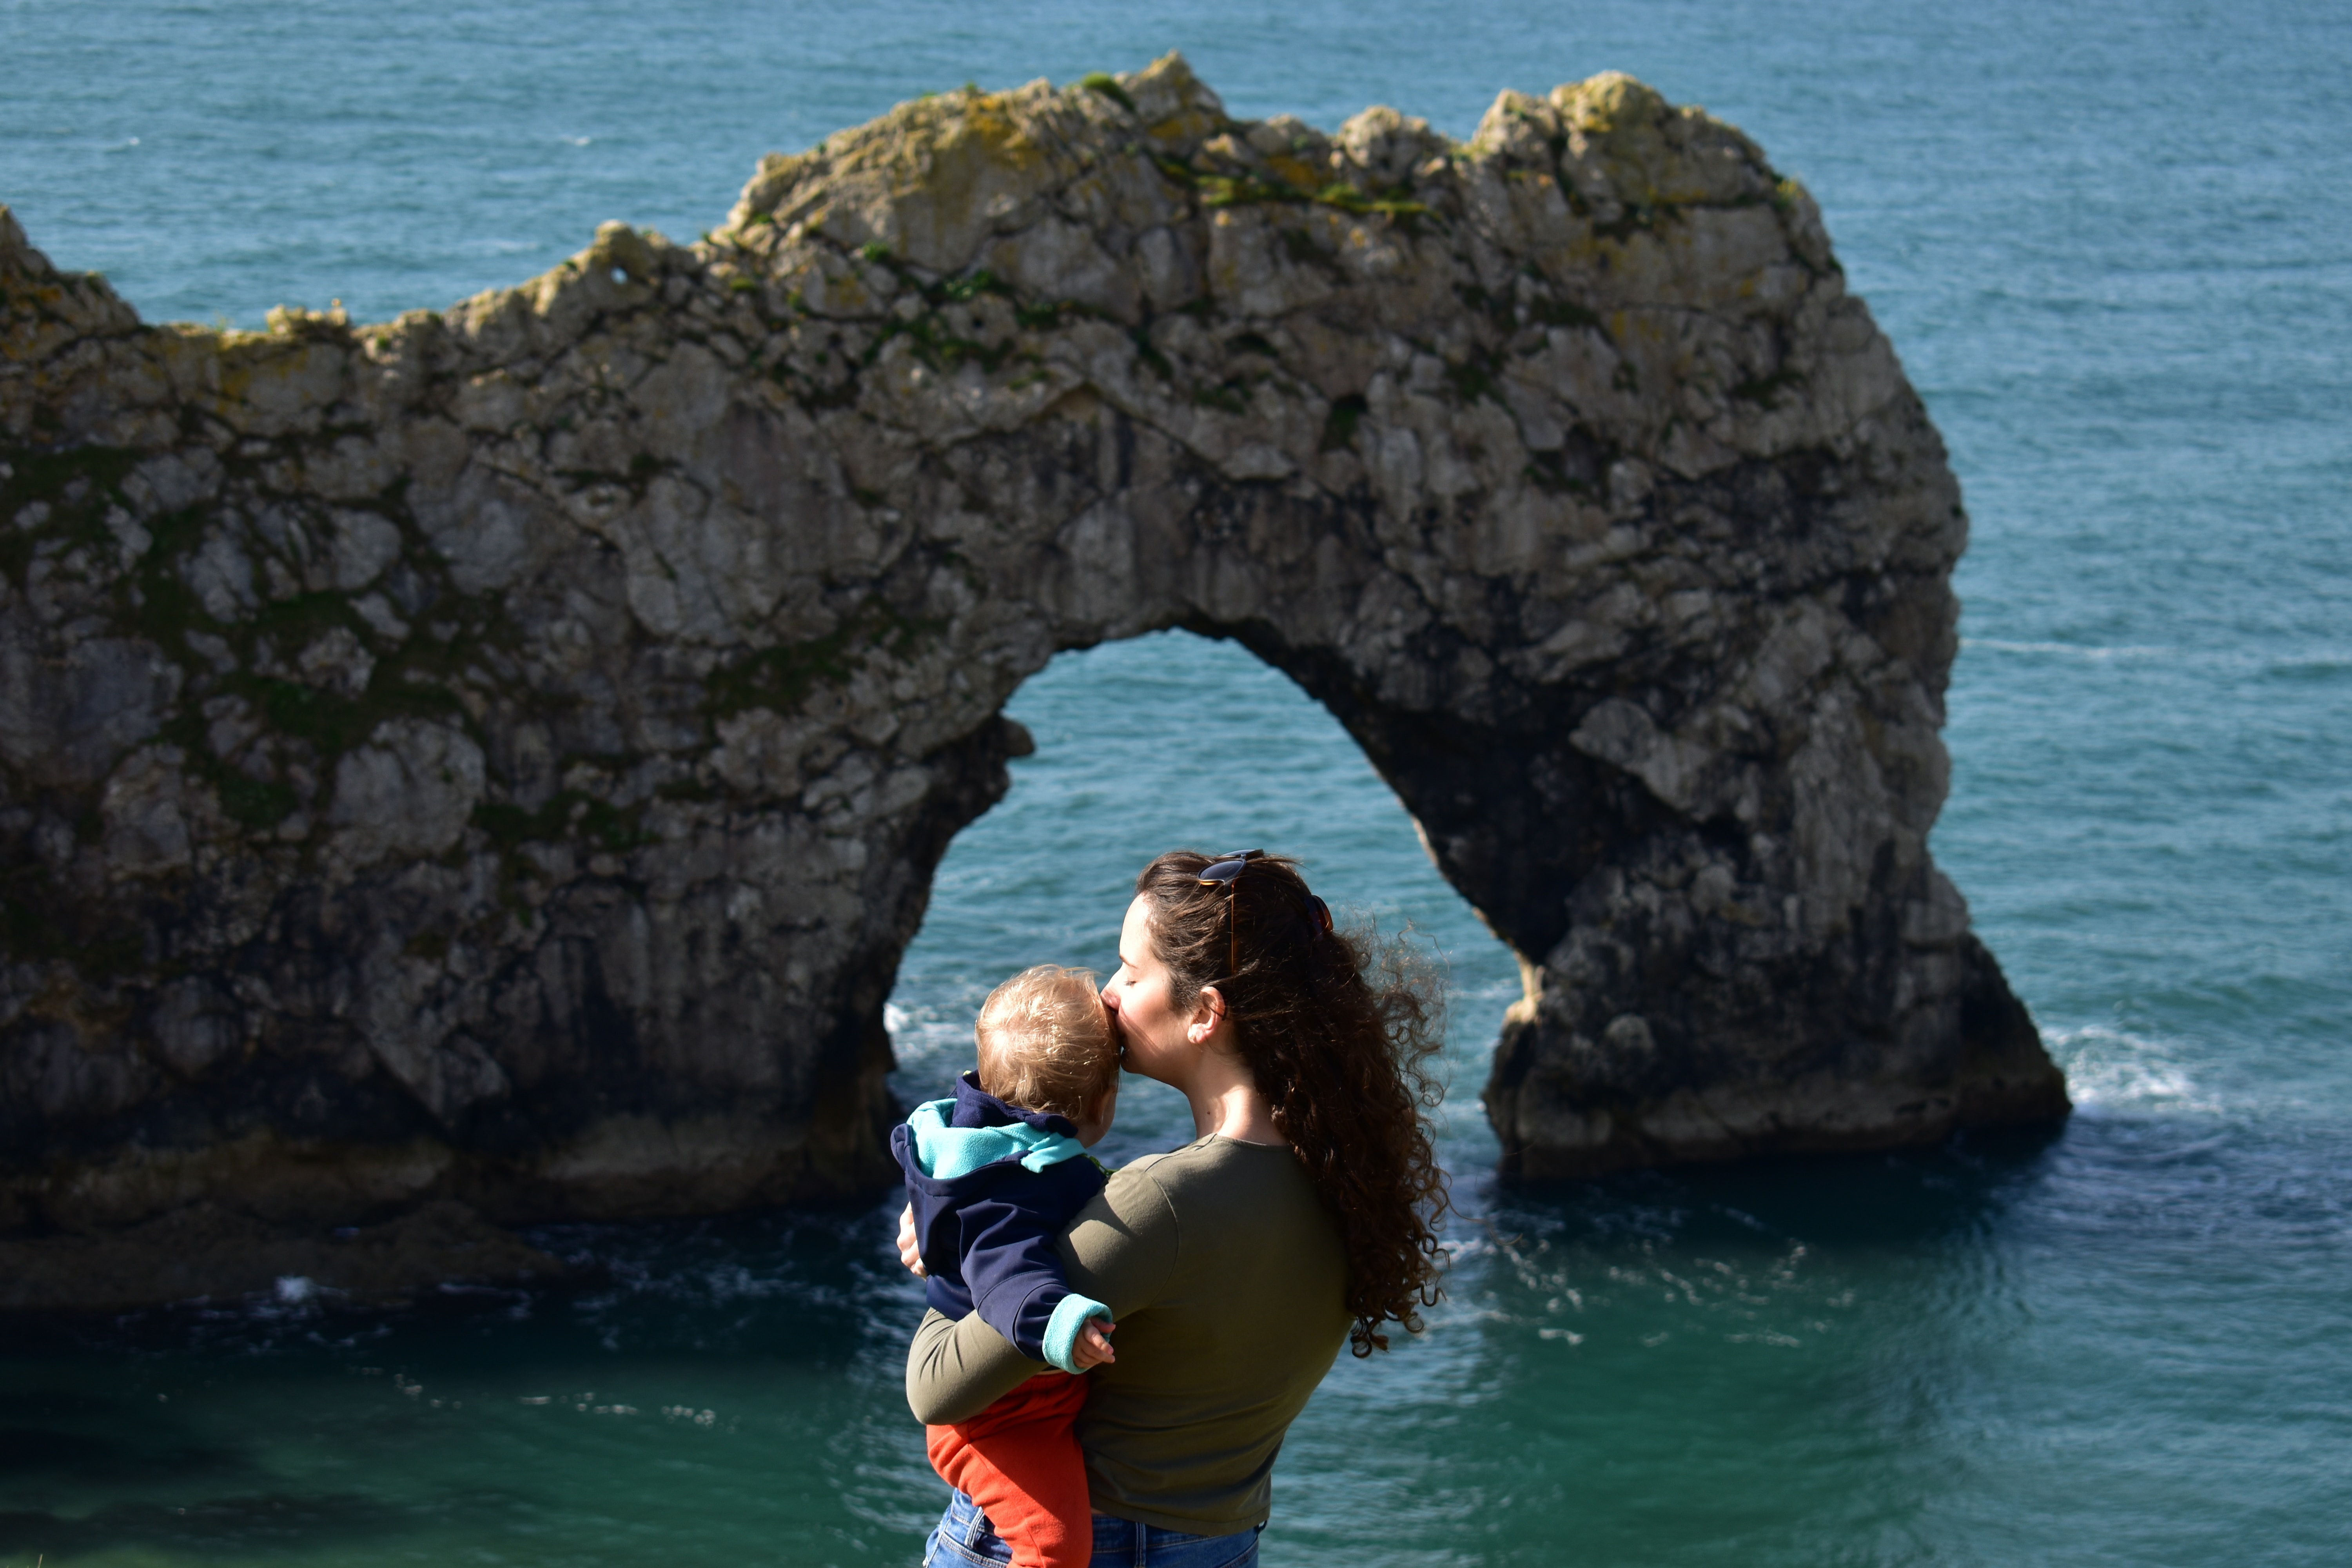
[{"x1": 1077, "y1": 73, "x2": 1136, "y2": 114}]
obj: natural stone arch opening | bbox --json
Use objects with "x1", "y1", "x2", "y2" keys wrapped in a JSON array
[
  {"x1": 0, "y1": 55, "x2": 2065, "y2": 1305},
  {"x1": 879, "y1": 626, "x2": 1524, "y2": 1154}
]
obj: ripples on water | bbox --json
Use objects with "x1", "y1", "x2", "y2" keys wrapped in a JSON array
[{"x1": 3, "y1": 0, "x2": 2348, "y2": 1563}]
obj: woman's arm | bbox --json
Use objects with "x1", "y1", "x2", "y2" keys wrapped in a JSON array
[
  {"x1": 905, "y1": 1163, "x2": 1180, "y2": 1424},
  {"x1": 905, "y1": 1306, "x2": 1035, "y2": 1423}
]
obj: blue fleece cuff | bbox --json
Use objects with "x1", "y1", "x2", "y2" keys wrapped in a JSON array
[{"x1": 1041, "y1": 1293, "x2": 1113, "y2": 1374}]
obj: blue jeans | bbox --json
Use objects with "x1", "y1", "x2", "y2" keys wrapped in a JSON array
[{"x1": 923, "y1": 1488, "x2": 1264, "y2": 1568}]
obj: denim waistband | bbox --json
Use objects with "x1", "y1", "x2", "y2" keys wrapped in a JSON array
[{"x1": 924, "y1": 1488, "x2": 1263, "y2": 1568}]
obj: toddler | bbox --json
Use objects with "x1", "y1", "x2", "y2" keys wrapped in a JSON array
[{"x1": 893, "y1": 964, "x2": 1122, "y2": 1568}]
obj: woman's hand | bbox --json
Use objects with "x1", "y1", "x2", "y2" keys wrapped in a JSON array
[{"x1": 897, "y1": 1203, "x2": 926, "y2": 1278}]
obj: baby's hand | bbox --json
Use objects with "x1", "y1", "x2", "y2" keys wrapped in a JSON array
[{"x1": 1072, "y1": 1318, "x2": 1116, "y2": 1370}]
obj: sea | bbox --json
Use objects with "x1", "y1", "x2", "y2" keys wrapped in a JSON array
[{"x1": 2, "y1": 1, "x2": 2347, "y2": 1563}]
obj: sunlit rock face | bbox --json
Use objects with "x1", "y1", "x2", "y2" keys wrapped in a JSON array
[{"x1": 0, "y1": 54, "x2": 2063, "y2": 1301}]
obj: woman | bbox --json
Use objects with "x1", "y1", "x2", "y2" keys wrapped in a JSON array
[{"x1": 902, "y1": 849, "x2": 1448, "y2": 1566}]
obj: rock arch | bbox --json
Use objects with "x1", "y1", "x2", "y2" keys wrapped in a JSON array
[{"x1": 0, "y1": 56, "x2": 2064, "y2": 1302}]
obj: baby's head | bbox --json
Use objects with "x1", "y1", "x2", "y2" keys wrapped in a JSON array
[{"x1": 975, "y1": 965, "x2": 1120, "y2": 1147}]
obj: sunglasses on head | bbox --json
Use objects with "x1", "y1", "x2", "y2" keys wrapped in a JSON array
[{"x1": 1196, "y1": 850, "x2": 1333, "y2": 980}]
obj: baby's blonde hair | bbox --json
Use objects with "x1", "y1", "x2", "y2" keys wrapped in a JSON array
[{"x1": 975, "y1": 965, "x2": 1118, "y2": 1120}]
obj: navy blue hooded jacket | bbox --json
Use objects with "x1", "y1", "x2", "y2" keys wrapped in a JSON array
[{"x1": 889, "y1": 1072, "x2": 1111, "y2": 1373}]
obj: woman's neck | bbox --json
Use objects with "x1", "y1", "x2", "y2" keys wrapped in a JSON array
[{"x1": 1182, "y1": 1050, "x2": 1287, "y2": 1146}]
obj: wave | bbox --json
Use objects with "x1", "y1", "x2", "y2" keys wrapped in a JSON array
[
  {"x1": 2042, "y1": 1023, "x2": 2225, "y2": 1115},
  {"x1": 1961, "y1": 637, "x2": 2352, "y2": 677},
  {"x1": 1964, "y1": 638, "x2": 2172, "y2": 661}
]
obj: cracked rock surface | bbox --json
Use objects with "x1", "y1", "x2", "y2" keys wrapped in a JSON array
[{"x1": 0, "y1": 55, "x2": 2063, "y2": 1306}]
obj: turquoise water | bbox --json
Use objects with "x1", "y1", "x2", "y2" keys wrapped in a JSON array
[{"x1": 4, "y1": 1, "x2": 2348, "y2": 1563}]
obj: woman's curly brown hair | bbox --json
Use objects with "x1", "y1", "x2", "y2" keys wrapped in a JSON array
[{"x1": 1135, "y1": 850, "x2": 1448, "y2": 1356}]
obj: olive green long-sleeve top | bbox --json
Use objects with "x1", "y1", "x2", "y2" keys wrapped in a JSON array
[{"x1": 905, "y1": 1135, "x2": 1352, "y2": 1537}]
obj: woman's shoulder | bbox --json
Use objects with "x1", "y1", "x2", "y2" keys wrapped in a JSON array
[
  {"x1": 1088, "y1": 1138, "x2": 1232, "y2": 1234},
  {"x1": 1109, "y1": 1137, "x2": 1323, "y2": 1224},
  {"x1": 1102, "y1": 1135, "x2": 1226, "y2": 1190},
  {"x1": 1096, "y1": 1144, "x2": 1187, "y2": 1215}
]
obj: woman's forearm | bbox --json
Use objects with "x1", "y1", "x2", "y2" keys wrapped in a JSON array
[{"x1": 905, "y1": 1307, "x2": 1040, "y2": 1424}]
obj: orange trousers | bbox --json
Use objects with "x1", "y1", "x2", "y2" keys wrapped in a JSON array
[{"x1": 926, "y1": 1370, "x2": 1094, "y2": 1568}]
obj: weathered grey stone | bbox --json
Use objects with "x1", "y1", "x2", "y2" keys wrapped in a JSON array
[
  {"x1": 149, "y1": 976, "x2": 241, "y2": 1078},
  {"x1": 325, "y1": 718, "x2": 485, "y2": 870},
  {"x1": 0, "y1": 55, "x2": 2064, "y2": 1307}
]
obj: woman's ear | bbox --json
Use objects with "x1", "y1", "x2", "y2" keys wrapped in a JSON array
[{"x1": 1187, "y1": 984, "x2": 1227, "y2": 1045}]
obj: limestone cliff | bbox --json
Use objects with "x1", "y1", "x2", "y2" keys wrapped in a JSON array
[{"x1": 0, "y1": 56, "x2": 2064, "y2": 1305}]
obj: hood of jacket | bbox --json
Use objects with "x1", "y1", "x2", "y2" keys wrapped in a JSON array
[{"x1": 903, "y1": 1071, "x2": 1086, "y2": 1181}]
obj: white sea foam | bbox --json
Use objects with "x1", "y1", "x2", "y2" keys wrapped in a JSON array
[
  {"x1": 2044, "y1": 1024, "x2": 2223, "y2": 1115},
  {"x1": 1962, "y1": 637, "x2": 2172, "y2": 661},
  {"x1": 889, "y1": 1012, "x2": 975, "y2": 1081},
  {"x1": 1961, "y1": 637, "x2": 2352, "y2": 677}
]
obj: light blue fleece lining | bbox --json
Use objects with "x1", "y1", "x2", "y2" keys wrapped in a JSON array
[
  {"x1": 1042, "y1": 1290, "x2": 1114, "y2": 1375},
  {"x1": 905, "y1": 1097, "x2": 1087, "y2": 1181}
]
